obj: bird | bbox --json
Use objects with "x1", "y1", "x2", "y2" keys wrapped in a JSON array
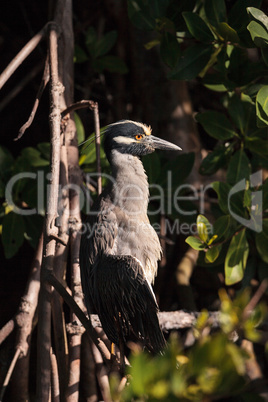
[{"x1": 79, "y1": 120, "x2": 181, "y2": 357}]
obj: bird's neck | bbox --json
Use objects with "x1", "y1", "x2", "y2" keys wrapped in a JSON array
[{"x1": 109, "y1": 150, "x2": 149, "y2": 213}]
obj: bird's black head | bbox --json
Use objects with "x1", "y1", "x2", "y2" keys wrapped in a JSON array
[{"x1": 103, "y1": 120, "x2": 181, "y2": 161}]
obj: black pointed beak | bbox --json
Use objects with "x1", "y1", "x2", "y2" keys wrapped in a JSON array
[{"x1": 149, "y1": 135, "x2": 182, "y2": 151}]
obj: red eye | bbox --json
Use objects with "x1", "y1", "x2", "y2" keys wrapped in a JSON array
[{"x1": 135, "y1": 134, "x2": 143, "y2": 140}]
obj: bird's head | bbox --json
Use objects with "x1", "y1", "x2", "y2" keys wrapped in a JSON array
[{"x1": 103, "y1": 120, "x2": 181, "y2": 160}]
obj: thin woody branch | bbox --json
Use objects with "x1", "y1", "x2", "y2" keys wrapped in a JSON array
[
  {"x1": 46, "y1": 272, "x2": 111, "y2": 362},
  {"x1": 0, "y1": 319, "x2": 15, "y2": 346},
  {"x1": 0, "y1": 23, "x2": 49, "y2": 90},
  {"x1": 0, "y1": 348, "x2": 22, "y2": 401},
  {"x1": 61, "y1": 100, "x2": 98, "y2": 117},
  {"x1": 15, "y1": 57, "x2": 50, "y2": 141},
  {"x1": 36, "y1": 22, "x2": 62, "y2": 401},
  {"x1": 93, "y1": 103, "x2": 102, "y2": 195}
]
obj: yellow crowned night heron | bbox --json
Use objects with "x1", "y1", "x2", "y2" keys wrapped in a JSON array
[{"x1": 80, "y1": 120, "x2": 181, "y2": 354}]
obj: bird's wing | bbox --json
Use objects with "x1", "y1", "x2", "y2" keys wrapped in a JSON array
[
  {"x1": 92, "y1": 254, "x2": 166, "y2": 354},
  {"x1": 79, "y1": 203, "x2": 118, "y2": 315}
]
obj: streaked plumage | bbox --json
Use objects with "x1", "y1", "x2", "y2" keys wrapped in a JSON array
[{"x1": 80, "y1": 120, "x2": 181, "y2": 353}]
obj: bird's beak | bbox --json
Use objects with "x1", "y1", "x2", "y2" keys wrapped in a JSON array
[{"x1": 148, "y1": 135, "x2": 182, "y2": 151}]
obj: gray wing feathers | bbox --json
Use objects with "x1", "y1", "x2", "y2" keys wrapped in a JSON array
[{"x1": 92, "y1": 254, "x2": 166, "y2": 353}]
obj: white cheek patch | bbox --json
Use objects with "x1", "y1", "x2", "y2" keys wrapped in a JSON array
[{"x1": 113, "y1": 136, "x2": 137, "y2": 145}]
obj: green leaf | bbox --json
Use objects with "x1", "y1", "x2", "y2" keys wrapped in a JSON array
[
  {"x1": 21, "y1": 147, "x2": 49, "y2": 167},
  {"x1": 74, "y1": 112, "x2": 85, "y2": 145},
  {"x1": 93, "y1": 55, "x2": 128, "y2": 74},
  {"x1": 247, "y1": 138, "x2": 268, "y2": 154},
  {"x1": 247, "y1": 21, "x2": 268, "y2": 47},
  {"x1": 143, "y1": 152, "x2": 161, "y2": 184},
  {"x1": 261, "y1": 47, "x2": 268, "y2": 66},
  {"x1": 263, "y1": 179, "x2": 268, "y2": 210},
  {"x1": 74, "y1": 45, "x2": 89, "y2": 63},
  {"x1": 256, "y1": 86, "x2": 268, "y2": 127},
  {"x1": 37, "y1": 143, "x2": 50, "y2": 160},
  {"x1": 196, "y1": 111, "x2": 236, "y2": 140},
  {"x1": 2, "y1": 212, "x2": 25, "y2": 258},
  {"x1": 218, "y1": 23, "x2": 240, "y2": 43},
  {"x1": 225, "y1": 229, "x2": 249, "y2": 285},
  {"x1": 182, "y1": 12, "x2": 214, "y2": 43},
  {"x1": 228, "y1": 0, "x2": 262, "y2": 31},
  {"x1": 144, "y1": 39, "x2": 160, "y2": 50},
  {"x1": 160, "y1": 152, "x2": 195, "y2": 189},
  {"x1": 168, "y1": 44, "x2": 213, "y2": 80},
  {"x1": 213, "y1": 215, "x2": 230, "y2": 240},
  {"x1": 226, "y1": 149, "x2": 251, "y2": 185},
  {"x1": 79, "y1": 134, "x2": 97, "y2": 165},
  {"x1": 95, "y1": 31, "x2": 118, "y2": 58},
  {"x1": 228, "y1": 94, "x2": 246, "y2": 134},
  {"x1": 197, "y1": 215, "x2": 211, "y2": 243},
  {"x1": 205, "y1": 245, "x2": 222, "y2": 263},
  {"x1": 211, "y1": 181, "x2": 231, "y2": 214},
  {"x1": 150, "y1": 0, "x2": 170, "y2": 19},
  {"x1": 0, "y1": 146, "x2": 14, "y2": 196},
  {"x1": 204, "y1": 0, "x2": 227, "y2": 27},
  {"x1": 199, "y1": 145, "x2": 230, "y2": 175},
  {"x1": 160, "y1": 32, "x2": 181, "y2": 68},
  {"x1": 256, "y1": 219, "x2": 268, "y2": 263},
  {"x1": 247, "y1": 7, "x2": 268, "y2": 29},
  {"x1": 127, "y1": 0, "x2": 156, "y2": 30},
  {"x1": 24, "y1": 215, "x2": 43, "y2": 248},
  {"x1": 185, "y1": 236, "x2": 206, "y2": 250}
]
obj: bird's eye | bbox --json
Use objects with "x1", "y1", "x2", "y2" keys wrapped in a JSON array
[{"x1": 135, "y1": 134, "x2": 143, "y2": 140}]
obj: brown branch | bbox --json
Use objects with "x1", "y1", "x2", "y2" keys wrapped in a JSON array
[
  {"x1": 0, "y1": 23, "x2": 48, "y2": 90},
  {"x1": 80, "y1": 334, "x2": 98, "y2": 401},
  {"x1": 50, "y1": 349, "x2": 60, "y2": 402},
  {"x1": 6, "y1": 234, "x2": 43, "y2": 401},
  {"x1": 91, "y1": 343, "x2": 112, "y2": 402},
  {"x1": 0, "y1": 61, "x2": 43, "y2": 112},
  {"x1": 51, "y1": 143, "x2": 69, "y2": 398},
  {"x1": 0, "y1": 235, "x2": 42, "y2": 400},
  {"x1": 0, "y1": 319, "x2": 15, "y2": 346},
  {"x1": 61, "y1": 100, "x2": 97, "y2": 118},
  {"x1": 15, "y1": 57, "x2": 50, "y2": 141},
  {"x1": 93, "y1": 102, "x2": 102, "y2": 195},
  {"x1": 36, "y1": 23, "x2": 62, "y2": 401},
  {"x1": 243, "y1": 279, "x2": 268, "y2": 320},
  {"x1": 0, "y1": 348, "x2": 22, "y2": 401},
  {"x1": 46, "y1": 272, "x2": 111, "y2": 362}
]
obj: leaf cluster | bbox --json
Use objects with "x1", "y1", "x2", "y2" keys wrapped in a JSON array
[
  {"x1": 128, "y1": 0, "x2": 268, "y2": 286},
  {"x1": 111, "y1": 289, "x2": 266, "y2": 401},
  {"x1": 0, "y1": 144, "x2": 49, "y2": 258},
  {"x1": 74, "y1": 27, "x2": 128, "y2": 74}
]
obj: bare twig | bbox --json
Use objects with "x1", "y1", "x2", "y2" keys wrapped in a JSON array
[
  {"x1": 0, "y1": 348, "x2": 21, "y2": 402},
  {"x1": 0, "y1": 24, "x2": 48, "y2": 90},
  {"x1": 0, "y1": 319, "x2": 15, "y2": 346},
  {"x1": 80, "y1": 334, "x2": 98, "y2": 401},
  {"x1": 91, "y1": 343, "x2": 112, "y2": 402},
  {"x1": 37, "y1": 23, "x2": 62, "y2": 401},
  {"x1": 50, "y1": 349, "x2": 60, "y2": 402},
  {"x1": 15, "y1": 57, "x2": 50, "y2": 140},
  {"x1": 46, "y1": 272, "x2": 111, "y2": 362},
  {"x1": 243, "y1": 279, "x2": 268, "y2": 320},
  {"x1": 0, "y1": 61, "x2": 43, "y2": 112},
  {"x1": 61, "y1": 100, "x2": 97, "y2": 118},
  {"x1": 51, "y1": 142, "x2": 69, "y2": 398},
  {"x1": 93, "y1": 103, "x2": 102, "y2": 195}
]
